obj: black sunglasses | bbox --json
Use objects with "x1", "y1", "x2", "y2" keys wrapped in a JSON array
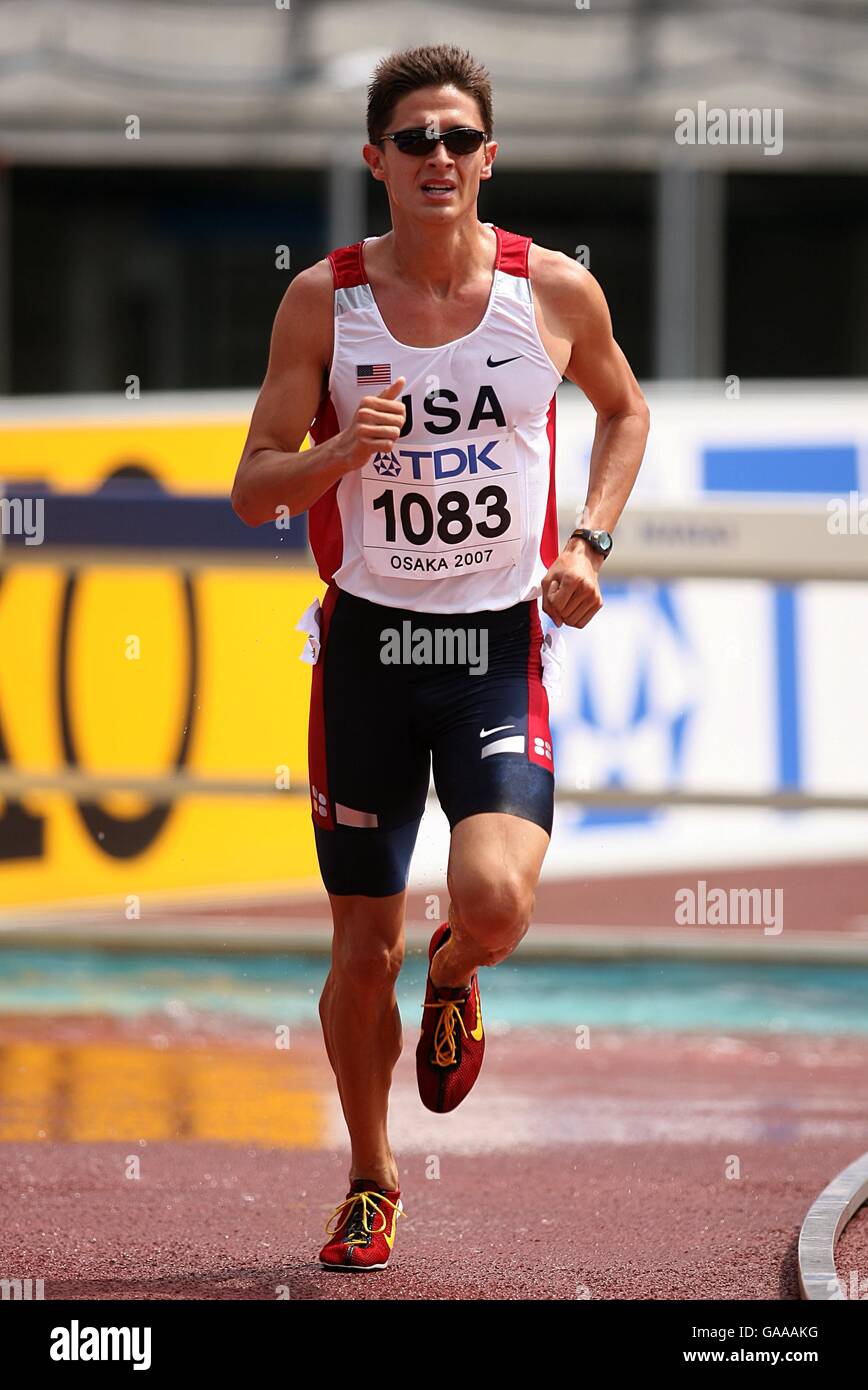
[{"x1": 379, "y1": 127, "x2": 487, "y2": 156}]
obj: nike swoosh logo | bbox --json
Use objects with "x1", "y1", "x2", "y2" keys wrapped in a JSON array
[
  {"x1": 470, "y1": 979, "x2": 483, "y2": 1041},
  {"x1": 384, "y1": 1202, "x2": 401, "y2": 1249},
  {"x1": 479, "y1": 724, "x2": 514, "y2": 738},
  {"x1": 486, "y1": 354, "x2": 521, "y2": 368}
]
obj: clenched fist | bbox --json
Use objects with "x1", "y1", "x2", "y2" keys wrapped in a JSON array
[
  {"x1": 541, "y1": 540, "x2": 605, "y2": 629},
  {"x1": 338, "y1": 376, "x2": 407, "y2": 472}
]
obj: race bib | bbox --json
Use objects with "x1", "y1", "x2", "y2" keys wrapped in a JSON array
[{"x1": 360, "y1": 431, "x2": 523, "y2": 581}]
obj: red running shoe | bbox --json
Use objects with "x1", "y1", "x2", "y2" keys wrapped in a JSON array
[
  {"x1": 416, "y1": 922, "x2": 485, "y2": 1113},
  {"x1": 319, "y1": 1178, "x2": 405, "y2": 1271}
]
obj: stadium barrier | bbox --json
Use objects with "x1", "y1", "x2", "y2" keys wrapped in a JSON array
[
  {"x1": 2, "y1": 398, "x2": 866, "y2": 904},
  {"x1": 3, "y1": 498, "x2": 866, "y2": 808}
]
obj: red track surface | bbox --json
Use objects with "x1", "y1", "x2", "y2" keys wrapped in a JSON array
[
  {"x1": 2, "y1": 1020, "x2": 867, "y2": 1300},
  {"x1": 4, "y1": 856, "x2": 867, "y2": 1299},
  {"x1": 175, "y1": 859, "x2": 868, "y2": 937}
]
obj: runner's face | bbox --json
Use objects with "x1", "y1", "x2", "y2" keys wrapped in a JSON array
[{"x1": 365, "y1": 85, "x2": 495, "y2": 221}]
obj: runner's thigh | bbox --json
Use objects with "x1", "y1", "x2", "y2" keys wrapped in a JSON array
[
  {"x1": 309, "y1": 586, "x2": 430, "y2": 896},
  {"x1": 427, "y1": 600, "x2": 554, "y2": 836}
]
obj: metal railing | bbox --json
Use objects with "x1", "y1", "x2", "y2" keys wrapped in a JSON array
[{"x1": 3, "y1": 499, "x2": 866, "y2": 812}]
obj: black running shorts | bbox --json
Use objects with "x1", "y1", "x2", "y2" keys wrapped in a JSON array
[{"x1": 308, "y1": 583, "x2": 554, "y2": 896}]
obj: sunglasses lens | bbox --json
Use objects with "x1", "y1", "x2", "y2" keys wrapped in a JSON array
[
  {"x1": 390, "y1": 129, "x2": 485, "y2": 155},
  {"x1": 395, "y1": 133, "x2": 435, "y2": 155},
  {"x1": 443, "y1": 130, "x2": 485, "y2": 154}
]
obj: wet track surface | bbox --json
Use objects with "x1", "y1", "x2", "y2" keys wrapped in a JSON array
[{"x1": 1, "y1": 1020, "x2": 867, "y2": 1300}]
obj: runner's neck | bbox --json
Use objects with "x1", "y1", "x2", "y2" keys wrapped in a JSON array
[{"x1": 366, "y1": 220, "x2": 497, "y2": 298}]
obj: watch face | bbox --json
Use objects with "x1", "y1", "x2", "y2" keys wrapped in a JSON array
[{"x1": 596, "y1": 531, "x2": 613, "y2": 552}]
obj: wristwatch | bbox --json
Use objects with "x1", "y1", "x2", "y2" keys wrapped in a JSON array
[{"x1": 570, "y1": 527, "x2": 613, "y2": 558}]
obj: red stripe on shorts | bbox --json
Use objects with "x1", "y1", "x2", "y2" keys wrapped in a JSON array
[
  {"x1": 526, "y1": 600, "x2": 553, "y2": 769},
  {"x1": 308, "y1": 582, "x2": 339, "y2": 829}
]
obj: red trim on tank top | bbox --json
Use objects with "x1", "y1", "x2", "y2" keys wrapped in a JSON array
[
  {"x1": 327, "y1": 241, "x2": 367, "y2": 289},
  {"x1": 540, "y1": 392, "x2": 559, "y2": 569},
  {"x1": 326, "y1": 226, "x2": 533, "y2": 289},
  {"x1": 495, "y1": 227, "x2": 531, "y2": 278},
  {"x1": 308, "y1": 393, "x2": 344, "y2": 583}
]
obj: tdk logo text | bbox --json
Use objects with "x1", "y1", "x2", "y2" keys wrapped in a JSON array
[{"x1": 395, "y1": 441, "x2": 503, "y2": 481}]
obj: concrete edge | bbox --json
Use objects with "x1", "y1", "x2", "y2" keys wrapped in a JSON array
[{"x1": 799, "y1": 1151, "x2": 868, "y2": 1300}]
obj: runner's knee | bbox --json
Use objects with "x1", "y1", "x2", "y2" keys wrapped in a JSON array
[
  {"x1": 331, "y1": 934, "x2": 405, "y2": 992},
  {"x1": 448, "y1": 868, "x2": 533, "y2": 955}
]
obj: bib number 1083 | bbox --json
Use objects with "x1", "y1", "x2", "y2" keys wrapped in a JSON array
[{"x1": 371, "y1": 484, "x2": 511, "y2": 546}]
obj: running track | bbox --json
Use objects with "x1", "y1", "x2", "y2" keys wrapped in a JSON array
[
  {"x1": 2, "y1": 1019, "x2": 867, "y2": 1300},
  {"x1": 2, "y1": 858, "x2": 867, "y2": 1299}
]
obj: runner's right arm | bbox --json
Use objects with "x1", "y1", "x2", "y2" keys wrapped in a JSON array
[{"x1": 232, "y1": 261, "x2": 406, "y2": 526}]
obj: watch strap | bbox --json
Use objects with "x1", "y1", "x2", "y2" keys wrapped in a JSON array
[{"x1": 569, "y1": 527, "x2": 612, "y2": 555}]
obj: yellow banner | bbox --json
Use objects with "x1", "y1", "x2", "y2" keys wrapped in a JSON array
[
  {"x1": 0, "y1": 412, "x2": 249, "y2": 493},
  {"x1": 0, "y1": 410, "x2": 325, "y2": 908}
]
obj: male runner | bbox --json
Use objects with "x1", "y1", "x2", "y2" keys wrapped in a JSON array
[{"x1": 232, "y1": 44, "x2": 649, "y2": 1271}]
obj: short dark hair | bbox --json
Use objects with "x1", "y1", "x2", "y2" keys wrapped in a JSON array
[{"x1": 367, "y1": 45, "x2": 493, "y2": 145}]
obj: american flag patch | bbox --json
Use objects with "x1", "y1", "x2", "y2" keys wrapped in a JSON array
[{"x1": 356, "y1": 363, "x2": 392, "y2": 386}]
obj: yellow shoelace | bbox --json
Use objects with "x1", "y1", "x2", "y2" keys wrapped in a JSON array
[
  {"x1": 423, "y1": 994, "x2": 470, "y2": 1067},
  {"x1": 324, "y1": 1190, "x2": 406, "y2": 1245}
]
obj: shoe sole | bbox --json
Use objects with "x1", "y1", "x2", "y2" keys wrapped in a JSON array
[
  {"x1": 319, "y1": 1261, "x2": 389, "y2": 1272},
  {"x1": 319, "y1": 1195, "x2": 402, "y2": 1271}
]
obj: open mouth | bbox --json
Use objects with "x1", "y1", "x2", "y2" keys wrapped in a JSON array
[{"x1": 420, "y1": 182, "x2": 456, "y2": 198}]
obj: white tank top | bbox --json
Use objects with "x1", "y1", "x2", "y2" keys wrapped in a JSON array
[{"x1": 309, "y1": 224, "x2": 563, "y2": 613}]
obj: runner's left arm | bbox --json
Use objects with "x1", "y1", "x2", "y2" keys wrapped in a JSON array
[{"x1": 532, "y1": 250, "x2": 650, "y2": 628}]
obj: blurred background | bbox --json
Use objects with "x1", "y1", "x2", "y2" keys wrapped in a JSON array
[
  {"x1": 3, "y1": 0, "x2": 868, "y2": 391},
  {"x1": 1, "y1": 0, "x2": 866, "y2": 917},
  {"x1": 0, "y1": 2, "x2": 868, "y2": 1299}
]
